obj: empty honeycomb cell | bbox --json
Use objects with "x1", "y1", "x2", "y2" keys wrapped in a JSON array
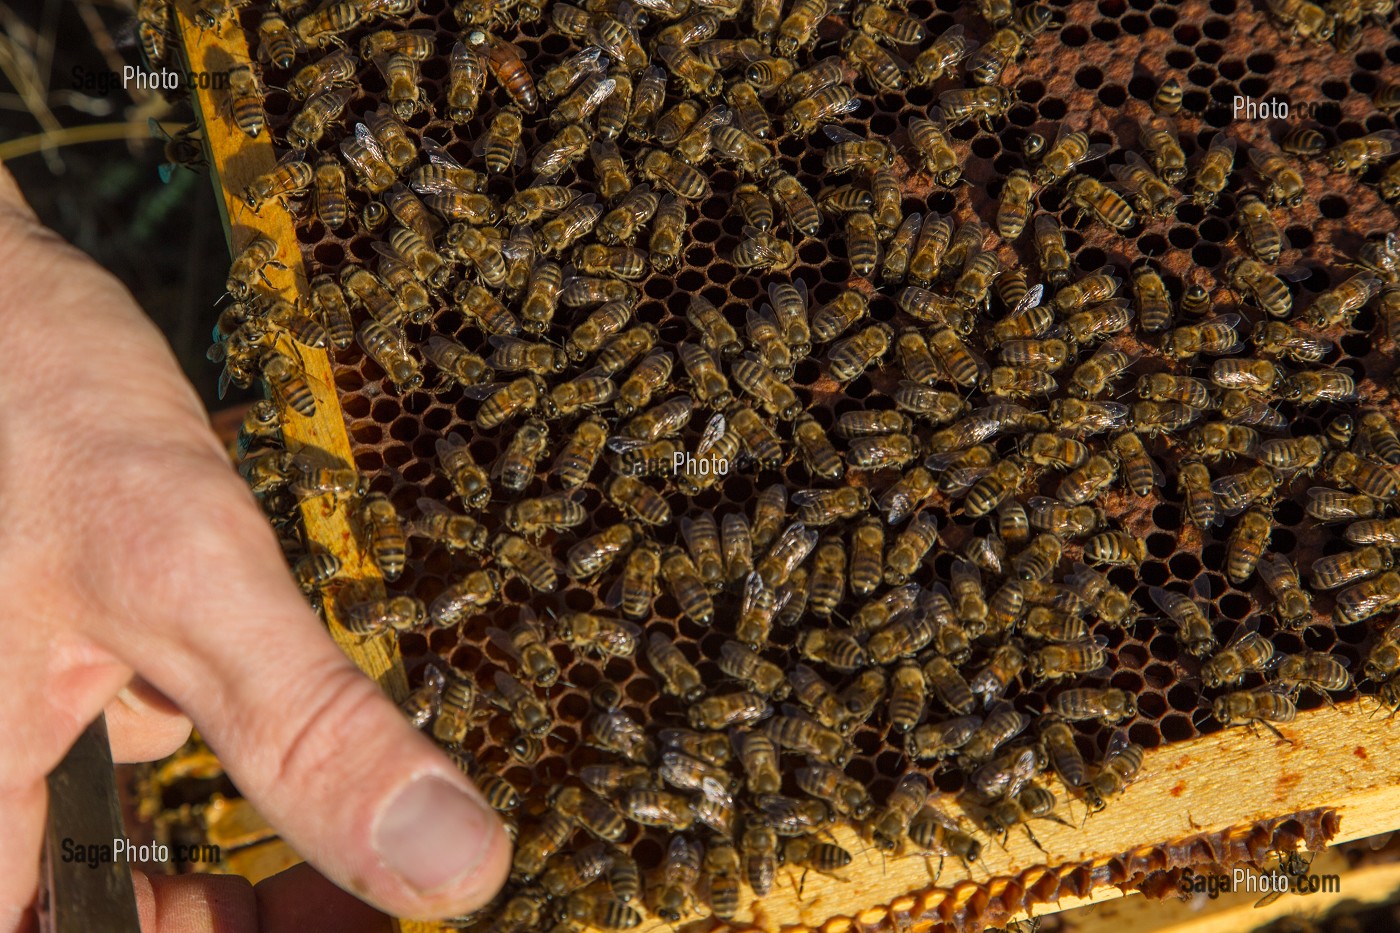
[
  {"x1": 1196, "y1": 42, "x2": 1223, "y2": 65},
  {"x1": 1166, "y1": 48, "x2": 1195, "y2": 70},
  {"x1": 1285, "y1": 225, "x2": 1315, "y2": 250},
  {"x1": 1202, "y1": 17, "x2": 1231, "y2": 40},
  {"x1": 1076, "y1": 66, "x2": 1105, "y2": 90},
  {"x1": 1274, "y1": 499, "x2": 1304, "y2": 527},
  {"x1": 1150, "y1": 6, "x2": 1178, "y2": 28},
  {"x1": 1218, "y1": 59, "x2": 1245, "y2": 82},
  {"x1": 1121, "y1": 14, "x2": 1149, "y2": 35},
  {"x1": 1098, "y1": 84, "x2": 1128, "y2": 107},
  {"x1": 1219, "y1": 593, "x2": 1252, "y2": 621},
  {"x1": 1174, "y1": 24, "x2": 1202, "y2": 45},
  {"x1": 1127, "y1": 74, "x2": 1157, "y2": 101},
  {"x1": 1059, "y1": 24, "x2": 1090, "y2": 46},
  {"x1": 1091, "y1": 20, "x2": 1122, "y2": 41},
  {"x1": 1191, "y1": 243, "x2": 1223, "y2": 268},
  {"x1": 1168, "y1": 225, "x2": 1199, "y2": 249},
  {"x1": 1129, "y1": 722, "x2": 1162, "y2": 748},
  {"x1": 1323, "y1": 80, "x2": 1350, "y2": 101},
  {"x1": 1139, "y1": 561, "x2": 1170, "y2": 587},
  {"x1": 1187, "y1": 65, "x2": 1217, "y2": 89}
]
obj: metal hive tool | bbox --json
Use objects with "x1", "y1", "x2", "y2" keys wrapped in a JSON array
[{"x1": 173, "y1": 0, "x2": 1400, "y2": 928}]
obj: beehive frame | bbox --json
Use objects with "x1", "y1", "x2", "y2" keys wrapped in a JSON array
[{"x1": 169, "y1": 0, "x2": 1400, "y2": 929}]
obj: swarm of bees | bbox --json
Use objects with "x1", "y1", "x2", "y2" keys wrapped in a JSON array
[{"x1": 169, "y1": 0, "x2": 1400, "y2": 924}]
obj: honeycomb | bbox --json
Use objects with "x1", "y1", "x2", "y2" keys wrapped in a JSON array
[{"x1": 202, "y1": 0, "x2": 1400, "y2": 925}]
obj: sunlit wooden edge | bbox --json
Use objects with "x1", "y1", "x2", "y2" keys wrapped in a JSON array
[
  {"x1": 171, "y1": 8, "x2": 411, "y2": 929},
  {"x1": 1059, "y1": 848, "x2": 1400, "y2": 933}
]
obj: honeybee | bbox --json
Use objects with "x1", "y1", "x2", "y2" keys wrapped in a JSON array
[
  {"x1": 1328, "y1": 451, "x2": 1400, "y2": 501},
  {"x1": 883, "y1": 511, "x2": 940, "y2": 584},
  {"x1": 1308, "y1": 489, "x2": 1381, "y2": 525},
  {"x1": 556, "y1": 72, "x2": 618, "y2": 129},
  {"x1": 1306, "y1": 273, "x2": 1381, "y2": 328},
  {"x1": 1213, "y1": 684, "x2": 1297, "y2": 740},
  {"x1": 1038, "y1": 719, "x2": 1087, "y2": 789},
  {"x1": 911, "y1": 23, "x2": 976, "y2": 84},
  {"x1": 727, "y1": 405, "x2": 782, "y2": 468},
  {"x1": 446, "y1": 106, "x2": 511, "y2": 175},
  {"x1": 1035, "y1": 127, "x2": 1110, "y2": 186},
  {"x1": 938, "y1": 85, "x2": 1014, "y2": 128},
  {"x1": 466, "y1": 30, "x2": 536, "y2": 112},
  {"x1": 531, "y1": 123, "x2": 591, "y2": 179},
  {"x1": 785, "y1": 83, "x2": 860, "y2": 138},
  {"x1": 644, "y1": 193, "x2": 687, "y2": 270},
  {"x1": 354, "y1": 321, "x2": 422, "y2": 393},
  {"x1": 1193, "y1": 133, "x2": 1237, "y2": 207},
  {"x1": 806, "y1": 538, "x2": 848, "y2": 618},
  {"x1": 1164, "y1": 313, "x2": 1244, "y2": 360},
  {"x1": 868, "y1": 773, "x2": 929, "y2": 852},
  {"x1": 1148, "y1": 582, "x2": 1215, "y2": 656},
  {"x1": 288, "y1": 85, "x2": 355, "y2": 152},
  {"x1": 592, "y1": 712, "x2": 657, "y2": 765},
  {"x1": 1247, "y1": 147, "x2": 1308, "y2": 206},
  {"x1": 662, "y1": 547, "x2": 714, "y2": 625},
  {"x1": 767, "y1": 170, "x2": 822, "y2": 236},
  {"x1": 1324, "y1": 131, "x2": 1400, "y2": 173},
  {"x1": 1111, "y1": 151, "x2": 1176, "y2": 218},
  {"x1": 754, "y1": 521, "x2": 817, "y2": 591},
  {"x1": 1253, "y1": 321, "x2": 1333, "y2": 364},
  {"x1": 342, "y1": 595, "x2": 426, "y2": 637},
  {"x1": 487, "y1": 611, "x2": 561, "y2": 689},
  {"x1": 907, "y1": 115, "x2": 961, "y2": 187},
  {"x1": 1276, "y1": 651, "x2": 1352, "y2": 696},
  {"x1": 430, "y1": 568, "x2": 502, "y2": 627},
  {"x1": 221, "y1": 62, "x2": 269, "y2": 140},
  {"x1": 1070, "y1": 176, "x2": 1136, "y2": 231},
  {"x1": 506, "y1": 487, "x2": 591, "y2": 542},
  {"x1": 490, "y1": 530, "x2": 559, "y2": 593},
  {"x1": 1082, "y1": 729, "x2": 1144, "y2": 811},
  {"x1": 1309, "y1": 544, "x2": 1393, "y2": 591},
  {"x1": 1032, "y1": 213, "x2": 1072, "y2": 287}
]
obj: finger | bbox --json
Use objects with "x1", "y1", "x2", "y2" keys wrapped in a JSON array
[
  {"x1": 119, "y1": 489, "x2": 511, "y2": 920},
  {"x1": 256, "y1": 863, "x2": 394, "y2": 933},
  {"x1": 105, "y1": 680, "x2": 193, "y2": 764},
  {"x1": 0, "y1": 159, "x2": 38, "y2": 222},
  {"x1": 133, "y1": 871, "x2": 257, "y2": 932},
  {"x1": 0, "y1": 781, "x2": 46, "y2": 928}
]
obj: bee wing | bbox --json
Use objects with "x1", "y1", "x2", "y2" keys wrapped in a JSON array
[
  {"x1": 1247, "y1": 147, "x2": 1280, "y2": 172},
  {"x1": 1275, "y1": 264, "x2": 1314, "y2": 283},
  {"x1": 950, "y1": 557, "x2": 981, "y2": 586},
  {"x1": 353, "y1": 122, "x2": 389, "y2": 161},
  {"x1": 1014, "y1": 283, "x2": 1045, "y2": 315},
  {"x1": 1148, "y1": 585, "x2": 1191, "y2": 621},
  {"x1": 788, "y1": 489, "x2": 829, "y2": 507},
  {"x1": 580, "y1": 77, "x2": 620, "y2": 112},
  {"x1": 1104, "y1": 727, "x2": 1132, "y2": 759},
  {"x1": 1221, "y1": 617, "x2": 1261, "y2": 649},
  {"x1": 486, "y1": 625, "x2": 525, "y2": 661},
  {"x1": 1208, "y1": 134, "x2": 1237, "y2": 156},
  {"x1": 421, "y1": 659, "x2": 449, "y2": 693},
  {"x1": 1097, "y1": 401, "x2": 1132, "y2": 419},
  {"x1": 460, "y1": 381, "x2": 508, "y2": 400},
  {"x1": 414, "y1": 496, "x2": 458, "y2": 520},
  {"x1": 741, "y1": 570, "x2": 773, "y2": 614},
  {"x1": 371, "y1": 239, "x2": 408, "y2": 267},
  {"x1": 603, "y1": 573, "x2": 627, "y2": 610},
  {"x1": 822, "y1": 124, "x2": 862, "y2": 145},
  {"x1": 449, "y1": 39, "x2": 480, "y2": 72},
  {"x1": 697, "y1": 412, "x2": 726, "y2": 456},
  {"x1": 1257, "y1": 551, "x2": 1292, "y2": 590},
  {"x1": 488, "y1": 334, "x2": 531, "y2": 353},
  {"x1": 606, "y1": 435, "x2": 648, "y2": 453}
]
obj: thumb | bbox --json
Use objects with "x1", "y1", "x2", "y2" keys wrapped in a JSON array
[
  {"x1": 115, "y1": 498, "x2": 512, "y2": 920},
  {"x1": 0, "y1": 160, "x2": 38, "y2": 222}
]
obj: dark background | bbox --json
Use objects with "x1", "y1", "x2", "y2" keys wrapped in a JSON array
[{"x1": 0, "y1": 0, "x2": 245, "y2": 410}]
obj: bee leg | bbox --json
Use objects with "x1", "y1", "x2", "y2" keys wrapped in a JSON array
[
  {"x1": 1023, "y1": 825, "x2": 1046, "y2": 853},
  {"x1": 1258, "y1": 719, "x2": 1294, "y2": 744}
]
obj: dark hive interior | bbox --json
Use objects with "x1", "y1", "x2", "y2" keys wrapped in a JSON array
[{"x1": 204, "y1": 0, "x2": 1400, "y2": 925}]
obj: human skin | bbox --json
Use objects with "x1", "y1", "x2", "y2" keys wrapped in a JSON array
[{"x1": 0, "y1": 161, "x2": 510, "y2": 931}]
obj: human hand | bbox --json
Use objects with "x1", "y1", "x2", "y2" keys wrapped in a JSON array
[{"x1": 0, "y1": 161, "x2": 510, "y2": 931}]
